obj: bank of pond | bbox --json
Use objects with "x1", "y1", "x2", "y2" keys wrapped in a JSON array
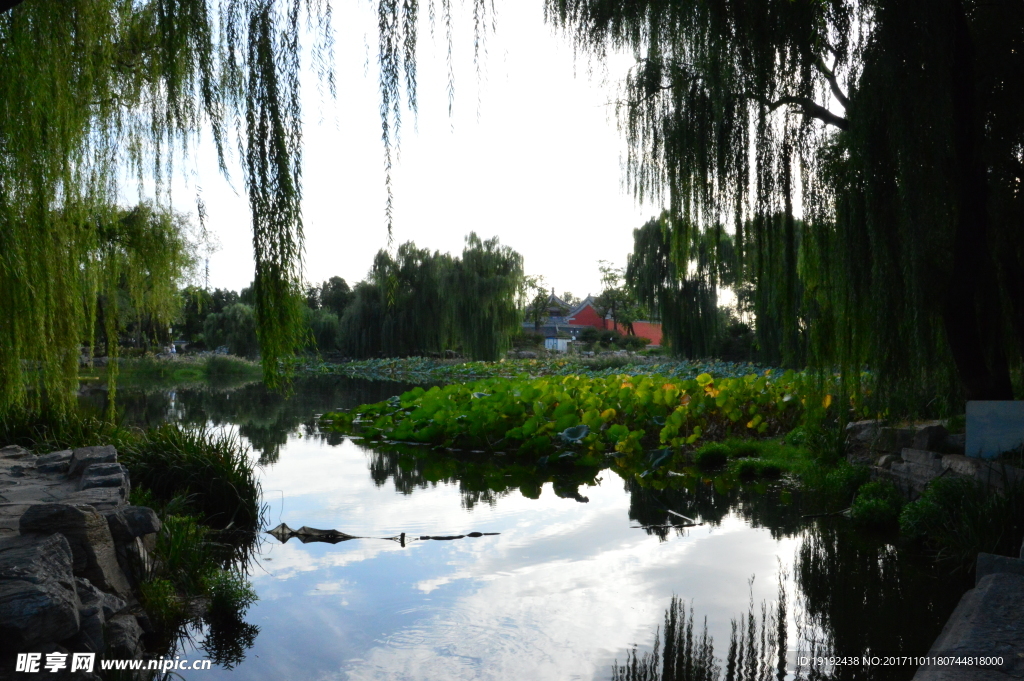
[{"x1": 1, "y1": 370, "x2": 1017, "y2": 679}]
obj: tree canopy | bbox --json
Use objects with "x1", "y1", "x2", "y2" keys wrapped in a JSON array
[
  {"x1": 548, "y1": 0, "x2": 1024, "y2": 409},
  {"x1": 0, "y1": 0, "x2": 491, "y2": 413}
]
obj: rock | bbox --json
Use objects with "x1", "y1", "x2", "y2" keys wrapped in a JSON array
[
  {"x1": 0, "y1": 535, "x2": 80, "y2": 653},
  {"x1": 74, "y1": 578, "x2": 124, "y2": 621},
  {"x1": 35, "y1": 451, "x2": 72, "y2": 475},
  {"x1": 876, "y1": 454, "x2": 897, "y2": 469},
  {"x1": 105, "y1": 614, "x2": 143, "y2": 659},
  {"x1": 0, "y1": 445, "x2": 31, "y2": 460},
  {"x1": 943, "y1": 432, "x2": 966, "y2": 454},
  {"x1": 901, "y1": 448, "x2": 944, "y2": 469},
  {"x1": 941, "y1": 454, "x2": 980, "y2": 477},
  {"x1": 845, "y1": 419, "x2": 883, "y2": 443},
  {"x1": 876, "y1": 427, "x2": 915, "y2": 453},
  {"x1": 103, "y1": 506, "x2": 160, "y2": 545},
  {"x1": 67, "y1": 447, "x2": 116, "y2": 479},
  {"x1": 67, "y1": 603, "x2": 104, "y2": 654},
  {"x1": 78, "y1": 463, "x2": 128, "y2": 495},
  {"x1": 61, "y1": 488, "x2": 124, "y2": 511},
  {"x1": 0, "y1": 533, "x2": 76, "y2": 586},
  {"x1": 19, "y1": 504, "x2": 132, "y2": 600},
  {"x1": 913, "y1": 424, "x2": 949, "y2": 452},
  {"x1": 913, "y1": 573, "x2": 1024, "y2": 680},
  {"x1": 976, "y1": 553, "x2": 1024, "y2": 587}
]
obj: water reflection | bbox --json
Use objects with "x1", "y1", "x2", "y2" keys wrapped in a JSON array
[
  {"x1": 93, "y1": 377, "x2": 968, "y2": 680},
  {"x1": 616, "y1": 518, "x2": 970, "y2": 681},
  {"x1": 81, "y1": 375, "x2": 421, "y2": 462}
]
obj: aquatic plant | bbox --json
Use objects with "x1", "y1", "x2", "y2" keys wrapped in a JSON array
[
  {"x1": 323, "y1": 370, "x2": 823, "y2": 465},
  {"x1": 849, "y1": 481, "x2": 904, "y2": 529},
  {"x1": 900, "y1": 475, "x2": 1024, "y2": 568},
  {"x1": 121, "y1": 424, "x2": 263, "y2": 531}
]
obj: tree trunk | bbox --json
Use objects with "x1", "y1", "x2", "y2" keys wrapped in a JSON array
[{"x1": 943, "y1": 0, "x2": 1014, "y2": 401}]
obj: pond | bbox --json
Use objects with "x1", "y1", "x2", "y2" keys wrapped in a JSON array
[{"x1": 85, "y1": 376, "x2": 970, "y2": 680}]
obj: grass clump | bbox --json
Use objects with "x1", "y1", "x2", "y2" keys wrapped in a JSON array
[
  {"x1": 900, "y1": 476, "x2": 1024, "y2": 568},
  {"x1": 694, "y1": 443, "x2": 729, "y2": 470},
  {"x1": 733, "y1": 458, "x2": 783, "y2": 480},
  {"x1": 120, "y1": 424, "x2": 262, "y2": 531},
  {"x1": 850, "y1": 481, "x2": 904, "y2": 529}
]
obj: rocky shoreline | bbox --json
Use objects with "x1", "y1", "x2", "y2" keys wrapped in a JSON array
[{"x1": 0, "y1": 445, "x2": 160, "y2": 679}]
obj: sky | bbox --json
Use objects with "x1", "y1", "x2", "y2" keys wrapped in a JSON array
[{"x1": 157, "y1": 0, "x2": 659, "y2": 300}]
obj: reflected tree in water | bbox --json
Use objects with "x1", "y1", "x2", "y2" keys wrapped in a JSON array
[
  {"x1": 613, "y1": 579, "x2": 787, "y2": 681},
  {"x1": 794, "y1": 520, "x2": 970, "y2": 679}
]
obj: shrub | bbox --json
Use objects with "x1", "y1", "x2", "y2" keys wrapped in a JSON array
[
  {"x1": 695, "y1": 443, "x2": 729, "y2": 470},
  {"x1": 900, "y1": 475, "x2": 1024, "y2": 567},
  {"x1": 850, "y1": 480, "x2": 904, "y2": 529},
  {"x1": 619, "y1": 335, "x2": 651, "y2": 351}
]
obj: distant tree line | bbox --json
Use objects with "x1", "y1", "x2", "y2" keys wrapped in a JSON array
[{"x1": 174, "y1": 233, "x2": 524, "y2": 362}]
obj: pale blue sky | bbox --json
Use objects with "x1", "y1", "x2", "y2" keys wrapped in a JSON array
[{"x1": 161, "y1": 0, "x2": 657, "y2": 298}]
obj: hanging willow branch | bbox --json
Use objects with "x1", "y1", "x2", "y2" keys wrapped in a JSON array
[
  {"x1": 0, "y1": 0, "x2": 492, "y2": 413},
  {"x1": 549, "y1": 0, "x2": 1024, "y2": 410}
]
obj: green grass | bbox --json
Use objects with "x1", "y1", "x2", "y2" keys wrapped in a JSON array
[
  {"x1": 900, "y1": 475, "x2": 1024, "y2": 568},
  {"x1": 120, "y1": 424, "x2": 263, "y2": 531},
  {"x1": 82, "y1": 354, "x2": 262, "y2": 388},
  {"x1": 850, "y1": 480, "x2": 904, "y2": 529}
]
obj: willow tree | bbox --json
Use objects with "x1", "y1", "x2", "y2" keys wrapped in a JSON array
[
  {"x1": 337, "y1": 242, "x2": 455, "y2": 358},
  {"x1": 626, "y1": 214, "x2": 721, "y2": 359},
  {"x1": 0, "y1": 0, "x2": 492, "y2": 413},
  {"x1": 546, "y1": 0, "x2": 1024, "y2": 408},
  {"x1": 448, "y1": 233, "x2": 524, "y2": 361}
]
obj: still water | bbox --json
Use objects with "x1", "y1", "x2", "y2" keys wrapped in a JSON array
[{"x1": 88, "y1": 376, "x2": 969, "y2": 680}]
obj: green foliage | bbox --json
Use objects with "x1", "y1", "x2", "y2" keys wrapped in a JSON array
[
  {"x1": 850, "y1": 481, "x2": 904, "y2": 529},
  {"x1": 900, "y1": 476, "x2": 1024, "y2": 567},
  {"x1": 626, "y1": 215, "x2": 720, "y2": 359},
  {"x1": 511, "y1": 332, "x2": 545, "y2": 350},
  {"x1": 119, "y1": 424, "x2": 262, "y2": 530},
  {"x1": 323, "y1": 369, "x2": 824, "y2": 465},
  {"x1": 319, "y1": 355, "x2": 775, "y2": 383},
  {"x1": 694, "y1": 443, "x2": 729, "y2": 470},
  {"x1": 449, "y1": 233, "x2": 525, "y2": 361},
  {"x1": 2, "y1": 201, "x2": 198, "y2": 414},
  {"x1": 338, "y1": 242, "x2": 455, "y2": 358},
  {"x1": 548, "y1": 0, "x2": 1024, "y2": 406},
  {"x1": 203, "y1": 303, "x2": 259, "y2": 359},
  {"x1": 0, "y1": 0, "x2": 497, "y2": 406}
]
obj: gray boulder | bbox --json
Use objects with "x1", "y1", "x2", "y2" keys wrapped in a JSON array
[
  {"x1": 19, "y1": 504, "x2": 132, "y2": 600},
  {"x1": 105, "y1": 614, "x2": 144, "y2": 659},
  {"x1": 78, "y1": 463, "x2": 129, "y2": 496},
  {"x1": 104, "y1": 506, "x2": 161, "y2": 544},
  {"x1": 74, "y1": 578, "x2": 125, "y2": 621},
  {"x1": 35, "y1": 450, "x2": 72, "y2": 475},
  {"x1": 0, "y1": 445, "x2": 31, "y2": 460},
  {"x1": 913, "y1": 424, "x2": 948, "y2": 452},
  {"x1": 845, "y1": 419, "x2": 883, "y2": 444},
  {"x1": 61, "y1": 488, "x2": 124, "y2": 511},
  {"x1": 0, "y1": 534, "x2": 80, "y2": 652},
  {"x1": 67, "y1": 447, "x2": 117, "y2": 479}
]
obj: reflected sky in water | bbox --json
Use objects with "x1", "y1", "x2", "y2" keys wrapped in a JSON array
[
  {"x1": 100, "y1": 377, "x2": 963, "y2": 680},
  {"x1": 200, "y1": 434, "x2": 797, "y2": 681}
]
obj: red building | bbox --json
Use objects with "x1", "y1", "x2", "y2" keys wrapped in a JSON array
[{"x1": 523, "y1": 293, "x2": 663, "y2": 347}]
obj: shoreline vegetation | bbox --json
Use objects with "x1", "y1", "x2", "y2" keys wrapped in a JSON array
[
  {"x1": 320, "y1": 362, "x2": 1024, "y2": 573},
  {"x1": 0, "y1": 411, "x2": 264, "y2": 666}
]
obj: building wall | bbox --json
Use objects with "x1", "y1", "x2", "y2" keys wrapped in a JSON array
[
  {"x1": 631, "y1": 321, "x2": 663, "y2": 346},
  {"x1": 567, "y1": 304, "x2": 606, "y2": 329}
]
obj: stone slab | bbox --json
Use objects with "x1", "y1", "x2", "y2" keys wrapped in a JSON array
[
  {"x1": 914, "y1": 573, "x2": 1024, "y2": 680},
  {"x1": 976, "y1": 553, "x2": 1024, "y2": 586},
  {"x1": 67, "y1": 447, "x2": 116, "y2": 478}
]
